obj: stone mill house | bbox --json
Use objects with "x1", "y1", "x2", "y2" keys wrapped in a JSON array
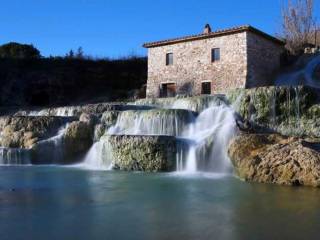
[{"x1": 143, "y1": 24, "x2": 285, "y2": 98}]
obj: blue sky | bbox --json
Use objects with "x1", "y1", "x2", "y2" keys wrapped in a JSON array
[{"x1": 1, "y1": 0, "x2": 319, "y2": 58}]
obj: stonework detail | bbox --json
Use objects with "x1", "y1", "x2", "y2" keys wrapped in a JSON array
[
  {"x1": 144, "y1": 26, "x2": 284, "y2": 98},
  {"x1": 246, "y1": 32, "x2": 284, "y2": 87}
]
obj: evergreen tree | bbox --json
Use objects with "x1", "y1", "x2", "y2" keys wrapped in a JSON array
[
  {"x1": 76, "y1": 47, "x2": 84, "y2": 59},
  {"x1": 66, "y1": 49, "x2": 74, "y2": 58}
]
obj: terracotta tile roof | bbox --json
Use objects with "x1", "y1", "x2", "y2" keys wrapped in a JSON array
[{"x1": 143, "y1": 25, "x2": 285, "y2": 48}]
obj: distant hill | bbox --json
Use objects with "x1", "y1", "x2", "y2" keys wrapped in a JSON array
[{"x1": 0, "y1": 43, "x2": 147, "y2": 107}]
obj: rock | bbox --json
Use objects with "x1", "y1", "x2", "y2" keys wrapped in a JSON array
[
  {"x1": 106, "y1": 135, "x2": 177, "y2": 172},
  {"x1": 0, "y1": 116, "x2": 72, "y2": 148},
  {"x1": 93, "y1": 124, "x2": 106, "y2": 141},
  {"x1": 228, "y1": 133, "x2": 320, "y2": 187},
  {"x1": 64, "y1": 121, "x2": 93, "y2": 161},
  {"x1": 79, "y1": 113, "x2": 96, "y2": 125},
  {"x1": 14, "y1": 103, "x2": 154, "y2": 117},
  {"x1": 100, "y1": 111, "x2": 120, "y2": 128},
  {"x1": 227, "y1": 86, "x2": 320, "y2": 137}
]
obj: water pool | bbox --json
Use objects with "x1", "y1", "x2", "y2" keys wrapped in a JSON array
[{"x1": 0, "y1": 166, "x2": 319, "y2": 240}]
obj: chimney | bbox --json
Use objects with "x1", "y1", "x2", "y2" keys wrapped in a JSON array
[{"x1": 203, "y1": 24, "x2": 212, "y2": 34}]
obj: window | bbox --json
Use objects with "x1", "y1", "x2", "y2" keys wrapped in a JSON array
[
  {"x1": 166, "y1": 53, "x2": 173, "y2": 66},
  {"x1": 160, "y1": 83, "x2": 176, "y2": 98},
  {"x1": 201, "y1": 82, "x2": 211, "y2": 95},
  {"x1": 211, "y1": 48, "x2": 220, "y2": 62}
]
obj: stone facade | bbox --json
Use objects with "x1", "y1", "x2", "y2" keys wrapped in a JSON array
[
  {"x1": 246, "y1": 32, "x2": 284, "y2": 87},
  {"x1": 144, "y1": 25, "x2": 285, "y2": 98}
]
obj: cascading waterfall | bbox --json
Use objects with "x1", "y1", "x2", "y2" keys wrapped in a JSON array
[
  {"x1": 0, "y1": 148, "x2": 31, "y2": 165},
  {"x1": 275, "y1": 54, "x2": 320, "y2": 88},
  {"x1": 55, "y1": 107, "x2": 80, "y2": 117},
  {"x1": 100, "y1": 97, "x2": 238, "y2": 173},
  {"x1": 108, "y1": 109, "x2": 195, "y2": 136},
  {"x1": 178, "y1": 104, "x2": 237, "y2": 173},
  {"x1": 30, "y1": 125, "x2": 68, "y2": 164},
  {"x1": 79, "y1": 138, "x2": 114, "y2": 170},
  {"x1": 0, "y1": 125, "x2": 68, "y2": 165},
  {"x1": 3, "y1": 95, "x2": 239, "y2": 172},
  {"x1": 27, "y1": 107, "x2": 79, "y2": 117}
]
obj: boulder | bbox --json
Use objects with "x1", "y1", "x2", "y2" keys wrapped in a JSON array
[
  {"x1": 93, "y1": 124, "x2": 106, "y2": 141},
  {"x1": 106, "y1": 135, "x2": 177, "y2": 172},
  {"x1": 91, "y1": 111, "x2": 120, "y2": 141},
  {"x1": 228, "y1": 133, "x2": 320, "y2": 187},
  {"x1": 0, "y1": 116, "x2": 72, "y2": 148},
  {"x1": 64, "y1": 121, "x2": 93, "y2": 161},
  {"x1": 100, "y1": 111, "x2": 120, "y2": 128},
  {"x1": 79, "y1": 113, "x2": 97, "y2": 126}
]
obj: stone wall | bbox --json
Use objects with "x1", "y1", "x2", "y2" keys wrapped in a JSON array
[
  {"x1": 246, "y1": 32, "x2": 284, "y2": 87},
  {"x1": 146, "y1": 32, "x2": 248, "y2": 98},
  {"x1": 146, "y1": 31, "x2": 284, "y2": 98}
]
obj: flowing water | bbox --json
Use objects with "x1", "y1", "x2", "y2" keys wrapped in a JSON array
[
  {"x1": 108, "y1": 109, "x2": 195, "y2": 136},
  {"x1": 0, "y1": 125, "x2": 68, "y2": 165},
  {"x1": 1, "y1": 166, "x2": 320, "y2": 240},
  {"x1": 27, "y1": 125, "x2": 68, "y2": 164},
  {"x1": 275, "y1": 54, "x2": 320, "y2": 88},
  {"x1": 92, "y1": 98, "x2": 238, "y2": 173},
  {"x1": 0, "y1": 148, "x2": 31, "y2": 165},
  {"x1": 178, "y1": 104, "x2": 237, "y2": 173},
  {"x1": 77, "y1": 140, "x2": 113, "y2": 170}
]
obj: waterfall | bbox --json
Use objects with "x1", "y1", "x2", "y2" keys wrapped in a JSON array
[
  {"x1": 24, "y1": 106, "x2": 80, "y2": 117},
  {"x1": 0, "y1": 148, "x2": 31, "y2": 165},
  {"x1": 27, "y1": 109, "x2": 50, "y2": 116},
  {"x1": 275, "y1": 54, "x2": 320, "y2": 88},
  {"x1": 55, "y1": 107, "x2": 79, "y2": 117},
  {"x1": 31, "y1": 125, "x2": 68, "y2": 164},
  {"x1": 0, "y1": 125, "x2": 68, "y2": 165},
  {"x1": 78, "y1": 138, "x2": 113, "y2": 170},
  {"x1": 91, "y1": 98, "x2": 238, "y2": 173},
  {"x1": 178, "y1": 104, "x2": 238, "y2": 173},
  {"x1": 108, "y1": 109, "x2": 195, "y2": 137}
]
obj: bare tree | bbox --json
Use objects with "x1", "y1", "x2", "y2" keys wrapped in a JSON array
[
  {"x1": 281, "y1": 0, "x2": 317, "y2": 54},
  {"x1": 313, "y1": 25, "x2": 320, "y2": 47}
]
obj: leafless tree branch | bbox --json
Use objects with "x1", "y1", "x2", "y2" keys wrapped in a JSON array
[{"x1": 281, "y1": 0, "x2": 317, "y2": 54}]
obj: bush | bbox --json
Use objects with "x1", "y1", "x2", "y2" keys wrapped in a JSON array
[{"x1": 0, "y1": 42, "x2": 41, "y2": 59}]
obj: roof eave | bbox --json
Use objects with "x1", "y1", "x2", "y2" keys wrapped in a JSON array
[{"x1": 143, "y1": 26, "x2": 285, "y2": 48}]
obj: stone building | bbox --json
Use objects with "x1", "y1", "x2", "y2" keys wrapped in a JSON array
[{"x1": 143, "y1": 24, "x2": 285, "y2": 98}]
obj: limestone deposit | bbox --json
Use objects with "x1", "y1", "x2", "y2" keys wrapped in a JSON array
[
  {"x1": 229, "y1": 133, "x2": 320, "y2": 187},
  {"x1": 107, "y1": 135, "x2": 177, "y2": 172}
]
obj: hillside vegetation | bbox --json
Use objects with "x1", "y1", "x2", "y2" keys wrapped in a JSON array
[{"x1": 0, "y1": 43, "x2": 147, "y2": 107}]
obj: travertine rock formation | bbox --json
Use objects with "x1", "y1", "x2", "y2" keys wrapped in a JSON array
[
  {"x1": 107, "y1": 135, "x2": 177, "y2": 172},
  {"x1": 229, "y1": 133, "x2": 320, "y2": 187}
]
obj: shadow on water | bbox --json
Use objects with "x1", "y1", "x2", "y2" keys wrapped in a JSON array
[{"x1": 0, "y1": 167, "x2": 320, "y2": 240}]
